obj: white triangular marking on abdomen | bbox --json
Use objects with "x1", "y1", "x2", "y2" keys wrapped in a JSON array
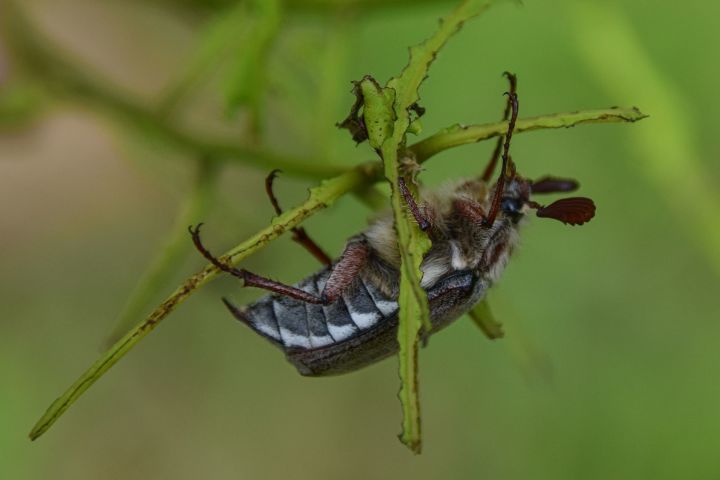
[
  {"x1": 348, "y1": 309, "x2": 380, "y2": 329},
  {"x1": 310, "y1": 335, "x2": 334, "y2": 347},
  {"x1": 361, "y1": 279, "x2": 398, "y2": 317},
  {"x1": 375, "y1": 300, "x2": 397, "y2": 317},
  {"x1": 254, "y1": 322, "x2": 281, "y2": 340},
  {"x1": 279, "y1": 328, "x2": 311, "y2": 349},
  {"x1": 327, "y1": 323, "x2": 355, "y2": 341}
]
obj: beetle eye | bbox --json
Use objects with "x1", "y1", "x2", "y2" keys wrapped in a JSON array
[{"x1": 501, "y1": 197, "x2": 522, "y2": 214}]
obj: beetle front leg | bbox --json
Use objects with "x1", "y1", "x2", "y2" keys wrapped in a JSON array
[{"x1": 398, "y1": 176, "x2": 431, "y2": 231}]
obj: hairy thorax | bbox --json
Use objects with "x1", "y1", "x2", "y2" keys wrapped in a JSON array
[{"x1": 362, "y1": 178, "x2": 523, "y2": 296}]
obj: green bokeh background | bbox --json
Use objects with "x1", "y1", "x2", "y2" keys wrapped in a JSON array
[{"x1": 2, "y1": 0, "x2": 719, "y2": 478}]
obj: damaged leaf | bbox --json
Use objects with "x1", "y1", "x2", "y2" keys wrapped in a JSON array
[{"x1": 337, "y1": 75, "x2": 396, "y2": 148}]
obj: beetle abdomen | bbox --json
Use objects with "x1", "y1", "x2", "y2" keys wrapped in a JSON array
[
  {"x1": 225, "y1": 267, "x2": 485, "y2": 376},
  {"x1": 290, "y1": 269, "x2": 484, "y2": 376},
  {"x1": 226, "y1": 267, "x2": 399, "y2": 352}
]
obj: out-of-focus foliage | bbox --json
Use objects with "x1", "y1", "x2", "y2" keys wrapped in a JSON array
[
  {"x1": 1, "y1": 0, "x2": 719, "y2": 478},
  {"x1": 0, "y1": 83, "x2": 46, "y2": 127},
  {"x1": 571, "y1": 3, "x2": 720, "y2": 272}
]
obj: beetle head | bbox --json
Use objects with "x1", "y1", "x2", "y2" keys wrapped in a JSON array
[{"x1": 483, "y1": 91, "x2": 596, "y2": 228}]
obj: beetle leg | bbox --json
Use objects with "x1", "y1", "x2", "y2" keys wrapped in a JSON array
[
  {"x1": 398, "y1": 176, "x2": 431, "y2": 231},
  {"x1": 320, "y1": 239, "x2": 370, "y2": 303},
  {"x1": 190, "y1": 225, "x2": 371, "y2": 305},
  {"x1": 484, "y1": 90, "x2": 519, "y2": 227},
  {"x1": 265, "y1": 169, "x2": 332, "y2": 266},
  {"x1": 189, "y1": 224, "x2": 324, "y2": 304},
  {"x1": 481, "y1": 72, "x2": 518, "y2": 182}
]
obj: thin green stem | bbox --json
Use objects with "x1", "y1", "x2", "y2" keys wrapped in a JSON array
[
  {"x1": 412, "y1": 107, "x2": 648, "y2": 162},
  {"x1": 468, "y1": 300, "x2": 504, "y2": 340}
]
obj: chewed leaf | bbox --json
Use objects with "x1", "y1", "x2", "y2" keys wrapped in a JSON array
[{"x1": 360, "y1": 77, "x2": 397, "y2": 149}]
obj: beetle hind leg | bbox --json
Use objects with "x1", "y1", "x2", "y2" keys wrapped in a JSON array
[
  {"x1": 189, "y1": 225, "x2": 372, "y2": 306},
  {"x1": 189, "y1": 224, "x2": 325, "y2": 304}
]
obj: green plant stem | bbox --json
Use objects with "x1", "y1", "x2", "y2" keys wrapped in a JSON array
[
  {"x1": 28, "y1": 107, "x2": 645, "y2": 441},
  {"x1": 411, "y1": 107, "x2": 647, "y2": 162},
  {"x1": 468, "y1": 300, "x2": 504, "y2": 340}
]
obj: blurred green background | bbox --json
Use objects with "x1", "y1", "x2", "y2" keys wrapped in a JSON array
[{"x1": 2, "y1": 0, "x2": 719, "y2": 478}]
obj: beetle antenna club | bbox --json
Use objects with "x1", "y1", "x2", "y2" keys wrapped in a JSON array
[{"x1": 527, "y1": 198, "x2": 596, "y2": 226}]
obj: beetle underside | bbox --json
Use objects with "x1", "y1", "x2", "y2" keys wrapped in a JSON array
[{"x1": 190, "y1": 73, "x2": 596, "y2": 375}]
